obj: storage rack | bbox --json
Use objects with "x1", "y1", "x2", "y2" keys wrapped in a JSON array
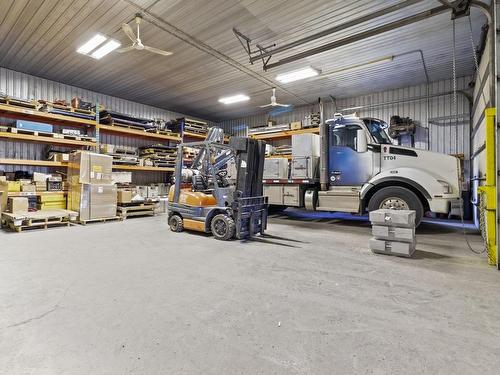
[
  {"x1": 0, "y1": 101, "x2": 182, "y2": 198},
  {"x1": 180, "y1": 117, "x2": 230, "y2": 143},
  {"x1": 248, "y1": 126, "x2": 320, "y2": 159}
]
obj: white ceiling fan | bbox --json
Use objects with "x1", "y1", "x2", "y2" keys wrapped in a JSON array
[
  {"x1": 260, "y1": 88, "x2": 290, "y2": 108},
  {"x1": 116, "y1": 13, "x2": 173, "y2": 56}
]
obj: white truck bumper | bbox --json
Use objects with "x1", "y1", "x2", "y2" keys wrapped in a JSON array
[{"x1": 429, "y1": 197, "x2": 460, "y2": 214}]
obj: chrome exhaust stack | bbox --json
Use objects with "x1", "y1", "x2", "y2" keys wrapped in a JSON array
[{"x1": 319, "y1": 97, "x2": 328, "y2": 191}]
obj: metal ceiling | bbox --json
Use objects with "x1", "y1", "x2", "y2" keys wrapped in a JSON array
[{"x1": 0, "y1": 0, "x2": 490, "y2": 121}]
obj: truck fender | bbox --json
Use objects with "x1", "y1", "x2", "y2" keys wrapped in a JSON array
[{"x1": 360, "y1": 168, "x2": 438, "y2": 207}]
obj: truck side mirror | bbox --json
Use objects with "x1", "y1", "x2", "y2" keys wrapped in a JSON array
[{"x1": 356, "y1": 129, "x2": 367, "y2": 152}]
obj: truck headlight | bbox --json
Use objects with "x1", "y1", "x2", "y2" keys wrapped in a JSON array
[{"x1": 437, "y1": 180, "x2": 452, "y2": 194}]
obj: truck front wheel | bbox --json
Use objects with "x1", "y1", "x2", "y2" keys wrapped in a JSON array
[{"x1": 367, "y1": 186, "x2": 424, "y2": 227}]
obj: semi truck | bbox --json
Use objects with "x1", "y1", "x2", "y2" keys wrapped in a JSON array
[{"x1": 263, "y1": 112, "x2": 462, "y2": 226}]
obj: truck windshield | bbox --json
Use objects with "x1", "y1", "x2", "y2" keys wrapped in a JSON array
[{"x1": 363, "y1": 119, "x2": 392, "y2": 144}]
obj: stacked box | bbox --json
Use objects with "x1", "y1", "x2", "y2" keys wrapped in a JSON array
[
  {"x1": 67, "y1": 151, "x2": 117, "y2": 221},
  {"x1": 291, "y1": 133, "x2": 320, "y2": 179},
  {"x1": 0, "y1": 180, "x2": 7, "y2": 212},
  {"x1": 117, "y1": 190, "x2": 133, "y2": 204},
  {"x1": 37, "y1": 194, "x2": 66, "y2": 210},
  {"x1": 369, "y1": 209, "x2": 416, "y2": 258},
  {"x1": 7, "y1": 197, "x2": 29, "y2": 213},
  {"x1": 7, "y1": 181, "x2": 21, "y2": 192}
]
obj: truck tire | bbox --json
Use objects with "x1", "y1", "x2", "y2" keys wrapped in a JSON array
[
  {"x1": 169, "y1": 214, "x2": 184, "y2": 232},
  {"x1": 367, "y1": 186, "x2": 424, "y2": 226},
  {"x1": 211, "y1": 214, "x2": 236, "y2": 241}
]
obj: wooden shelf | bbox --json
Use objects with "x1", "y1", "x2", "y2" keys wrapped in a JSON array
[
  {"x1": 8, "y1": 191, "x2": 67, "y2": 197},
  {"x1": 0, "y1": 159, "x2": 174, "y2": 172},
  {"x1": 183, "y1": 131, "x2": 230, "y2": 142},
  {"x1": 183, "y1": 131, "x2": 207, "y2": 139},
  {"x1": 112, "y1": 165, "x2": 175, "y2": 172},
  {"x1": 266, "y1": 155, "x2": 292, "y2": 160},
  {"x1": 0, "y1": 131, "x2": 96, "y2": 147},
  {"x1": 0, "y1": 103, "x2": 97, "y2": 127},
  {"x1": 250, "y1": 127, "x2": 320, "y2": 140},
  {"x1": 0, "y1": 158, "x2": 67, "y2": 167},
  {"x1": 97, "y1": 124, "x2": 181, "y2": 142}
]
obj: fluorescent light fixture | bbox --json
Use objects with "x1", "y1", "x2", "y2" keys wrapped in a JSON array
[
  {"x1": 77, "y1": 34, "x2": 107, "y2": 55},
  {"x1": 275, "y1": 66, "x2": 321, "y2": 83},
  {"x1": 218, "y1": 94, "x2": 250, "y2": 104},
  {"x1": 90, "y1": 40, "x2": 121, "y2": 59}
]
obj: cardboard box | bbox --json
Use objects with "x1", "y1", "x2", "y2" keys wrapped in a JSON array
[
  {"x1": 21, "y1": 184, "x2": 37, "y2": 192},
  {"x1": 37, "y1": 194, "x2": 66, "y2": 210},
  {"x1": 50, "y1": 153, "x2": 70, "y2": 162},
  {"x1": 70, "y1": 184, "x2": 117, "y2": 221},
  {"x1": 35, "y1": 181, "x2": 47, "y2": 192},
  {"x1": 117, "y1": 190, "x2": 133, "y2": 204},
  {"x1": 7, "y1": 181, "x2": 21, "y2": 192},
  {"x1": 290, "y1": 121, "x2": 302, "y2": 130},
  {"x1": 33, "y1": 172, "x2": 50, "y2": 182},
  {"x1": 0, "y1": 181, "x2": 7, "y2": 212},
  {"x1": 18, "y1": 179, "x2": 32, "y2": 185},
  {"x1": 7, "y1": 197, "x2": 29, "y2": 213},
  {"x1": 112, "y1": 172, "x2": 132, "y2": 184},
  {"x1": 68, "y1": 151, "x2": 113, "y2": 185},
  {"x1": 100, "y1": 144, "x2": 115, "y2": 154}
]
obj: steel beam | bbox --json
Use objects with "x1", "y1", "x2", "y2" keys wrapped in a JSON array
[
  {"x1": 122, "y1": 0, "x2": 312, "y2": 105},
  {"x1": 263, "y1": 5, "x2": 450, "y2": 70},
  {"x1": 248, "y1": 0, "x2": 424, "y2": 64}
]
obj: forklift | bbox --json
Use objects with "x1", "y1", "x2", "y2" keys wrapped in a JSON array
[{"x1": 167, "y1": 128, "x2": 268, "y2": 240}]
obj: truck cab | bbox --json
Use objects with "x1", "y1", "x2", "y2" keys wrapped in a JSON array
[{"x1": 309, "y1": 114, "x2": 461, "y2": 225}]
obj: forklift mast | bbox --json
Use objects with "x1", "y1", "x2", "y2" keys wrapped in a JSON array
[{"x1": 229, "y1": 137, "x2": 266, "y2": 198}]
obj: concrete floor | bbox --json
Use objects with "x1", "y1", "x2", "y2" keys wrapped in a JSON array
[{"x1": 1, "y1": 211, "x2": 499, "y2": 375}]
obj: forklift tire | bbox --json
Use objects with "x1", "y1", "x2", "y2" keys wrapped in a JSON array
[
  {"x1": 211, "y1": 214, "x2": 235, "y2": 241},
  {"x1": 169, "y1": 214, "x2": 184, "y2": 232},
  {"x1": 367, "y1": 186, "x2": 424, "y2": 227}
]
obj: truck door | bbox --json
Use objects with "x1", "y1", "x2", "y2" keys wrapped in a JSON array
[{"x1": 328, "y1": 124, "x2": 373, "y2": 186}]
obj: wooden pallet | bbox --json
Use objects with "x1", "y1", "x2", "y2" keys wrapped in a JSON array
[
  {"x1": 0, "y1": 97, "x2": 39, "y2": 109},
  {"x1": 1, "y1": 209, "x2": 78, "y2": 232},
  {"x1": 184, "y1": 127, "x2": 207, "y2": 134},
  {"x1": 2, "y1": 127, "x2": 96, "y2": 142},
  {"x1": 77, "y1": 216, "x2": 122, "y2": 225},
  {"x1": 145, "y1": 129, "x2": 177, "y2": 136},
  {"x1": 39, "y1": 101, "x2": 94, "y2": 115},
  {"x1": 117, "y1": 203, "x2": 156, "y2": 219},
  {"x1": 108, "y1": 121, "x2": 152, "y2": 131}
]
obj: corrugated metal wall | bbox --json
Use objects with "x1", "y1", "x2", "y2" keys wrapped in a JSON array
[
  {"x1": 0, "y1": 67, "x2": 210, "y2": 184},
  {"x1": 221, "y1": 76, "x2": 472, "y2": 154}
]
